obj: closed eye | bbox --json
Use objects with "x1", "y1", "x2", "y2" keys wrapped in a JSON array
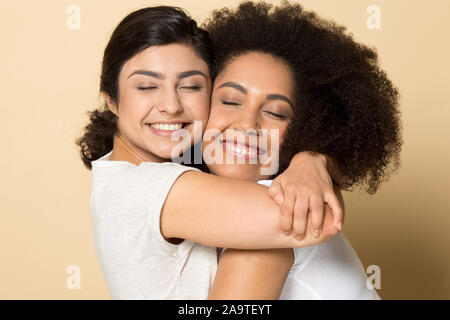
[
  {"x1": 221, "y1": 100, "x2": 241, "y2": 106},
  {"x1": 265, "y1": 111, "x2": 289, "y2": 120},
  {"x1": 138, "y1": 86, "x2": 157, "y2": 91},
  {"x1": 180, "y1": 86, "x2": 202, "y2": 90}
]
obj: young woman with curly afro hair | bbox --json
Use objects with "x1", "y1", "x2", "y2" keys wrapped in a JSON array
[{"x1": 203, "y1": 0, "x2": 401, "y2": 299}]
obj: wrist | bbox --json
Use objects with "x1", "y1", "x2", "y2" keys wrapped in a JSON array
[{"x1": 292, "y1": 151, "x2": 327, "y2": 167}]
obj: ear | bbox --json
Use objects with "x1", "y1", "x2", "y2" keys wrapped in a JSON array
[{"x1": 101, "y1": 91, "x2": 118, "y2": 116}]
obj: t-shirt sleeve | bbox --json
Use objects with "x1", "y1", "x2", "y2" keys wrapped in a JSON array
[
  {"x1": 144, "y1": 162, "x2": 200, "y2": 253},
  {"x1": 96, "y1": 161, "x2": 199, "y2": 256},
  {"x1": 93, "y1": 162, "x2": 200, "y2": 298},
  {"x1": 131, "y1": 162, "x2": 201, "y2": 254}
]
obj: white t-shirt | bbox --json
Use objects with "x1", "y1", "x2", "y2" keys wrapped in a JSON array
[
  {"x1": 90, "y1": 151, "x2": 217, "y2": 299},
  {"x1": 278, "y1": 232, "x2": 381, "y2": 299}
]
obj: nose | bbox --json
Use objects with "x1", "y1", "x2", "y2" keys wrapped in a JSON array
[
  {"x1": 156, "y1": 87, "x2": 183, "y2": 115},
  {"x1": 229, "y1": 105, "x2": 259, "y2": 135}
]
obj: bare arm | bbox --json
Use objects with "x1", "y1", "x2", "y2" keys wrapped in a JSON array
[
  {"x1": 208, "y1": 248, "x2": 294, "y2": 300},
  {"x1": 324, "y1": 154, "x2": 346, "y2": 188},
  {"x1": 161, "y1": 170, "x2": 341, "y2": 249},
  {"x1": 208, "y1": 202, "x2": 341, "y2": 299}
]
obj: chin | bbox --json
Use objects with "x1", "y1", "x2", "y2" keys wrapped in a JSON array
[
  {"x1": 208, "y1": 164, "x2": 260, "y2": 182},
  {"x1": 153, "y1": 143, "x2": 184, "y2": 161}
]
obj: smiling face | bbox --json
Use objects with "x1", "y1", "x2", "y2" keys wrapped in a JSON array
[
  {"x1": 104, "y1": 43, "x2": 212, "y2": 162},
  {"x1": 203, "y1": 52, "x2": 295, "y2": 181}
]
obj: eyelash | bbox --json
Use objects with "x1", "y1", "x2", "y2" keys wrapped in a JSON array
[
  {"x1": 266, "y1": 111, "x2": 289, "y2": 120},
  {"x1": 221, "y1": 100, "x2": 288, "y2": 120},
  {"x1": 138, "y1": 86, "x2": 202, "y2": 91},
  {"x1": 182, "y1": 86, "x2": 202, "y2": 91},
  {"x1": 221, "y1": 100, "x2": 240, "y2": 106},
  {"x1": 138, "y1": 86, "x2": 157, "y2": 91}
]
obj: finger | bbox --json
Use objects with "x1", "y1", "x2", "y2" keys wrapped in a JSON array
[
  {"x1": 292, "y1": 193, "x2": 309, "y2": 241},
  {"x1": 309, "y1": 194, "x2": 324, "y2": 238},
  {"x1": 268, "y1": 180, "x2": 284, "y2": 206},
  {"x1": 280, "y1": 186, "x2": 296, "y2": 236},
  {"x1": 323, "y1": 191, "x2": 344, "y2": 230}
]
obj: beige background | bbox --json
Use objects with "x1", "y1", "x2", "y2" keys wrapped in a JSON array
[{"x1": 0, "y1": 0, "x2": 449, "y2": 299}]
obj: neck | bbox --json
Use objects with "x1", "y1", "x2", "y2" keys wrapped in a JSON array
[{"x1": 109, "y1": 133, "x2": 161, "y2": 165}]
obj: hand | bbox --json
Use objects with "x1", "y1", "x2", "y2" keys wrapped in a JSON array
[{"x1": 268, "y1": 151, "x2": 344, "y2": 240}]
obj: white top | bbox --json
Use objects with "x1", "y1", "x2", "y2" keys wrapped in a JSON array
[
  {"x1": 278, "y1": 232, "x2": 381, "y2": 299},
  {"x1": 90, "y1": 151, "x2": 217, "y2": 299},
  {"x1": 256, "y1": 180, "x2": 381, "y2": 300}
]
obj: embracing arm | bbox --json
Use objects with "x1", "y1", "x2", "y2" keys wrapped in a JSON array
[
  {"x1": 267, "y1": 152, "x2": 345, "y2": 238},
  {"x1": 208, "y1": 188, "x2": 344, "y2": 299},
  {"x1": 161, "y1": 170, "x2": 340, "y2": 249}
]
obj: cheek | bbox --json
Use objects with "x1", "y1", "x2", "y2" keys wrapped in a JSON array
[
  {"x1": 278, "y1": 127, "x2": 288, "y2": 145},
  {"x1": 186, "y1": 94, "x2": 211, "y2": 123},
  {"x1": 205, "y1": 107, "x2": 232, "y2": 131},
  {"x1": 119, "y1": 90, "x2": 152, "y2": 120},
  {"x1": 266, "y1": 125, "x2": 288, "y2": 151}
]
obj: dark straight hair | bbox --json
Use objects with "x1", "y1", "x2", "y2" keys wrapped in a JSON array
[{"x1": 76, "y1": 6, "x2": 214, "y2": 169}]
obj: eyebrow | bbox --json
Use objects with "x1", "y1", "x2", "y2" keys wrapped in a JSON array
[
  {"x1": 266, "y1": 94, "x2": 294, "y2": 109},
  {"x1": 128, "y1": 70, "x2": 163, "y2": 79},
  {"x1": 127, "y1": 69, "x2": 207, "y2": 80},
  {"x1": 178, "y1": 70, "x2": 207, "y2": 79},
  {"x1": 217, "y1": 81, "x2": 294, "y2": 108},
  {"x1": 217, "y1": 82, "x2": 247, "y2": 94}
]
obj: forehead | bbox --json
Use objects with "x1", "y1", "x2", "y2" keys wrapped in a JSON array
[
  {"x1": 121, "y1": 43, "x2": 210, "y2": 77},
  {"x1": 214, "y1": 52, "x2": 295, "y2": 96}
]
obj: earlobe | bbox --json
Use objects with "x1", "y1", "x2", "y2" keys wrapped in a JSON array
[{"x1": 101, "y1": 91, "x2": 118, "y2": 116}]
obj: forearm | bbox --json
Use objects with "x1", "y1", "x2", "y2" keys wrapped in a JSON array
[
  {"x1": 208, "y1": 248, "x2": 294, "y2": 300},
  {"x1": 291, "y1": 151, "x2": 345, "y2": 187},
  {"x1": 161, "y1": 171, "x2": 339, "y2": 249}
]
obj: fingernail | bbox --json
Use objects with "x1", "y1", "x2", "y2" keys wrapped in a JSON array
[
  {"x1": 283, "y1": 231, "x2": 291, "y2": 236},
  {"x1": 295, "y1": 234, "x2": 304, "y2": 241},
  {"x1": 312, "y1": 229, "x2": 321, "y2": 237},
  {"x1": 337, "y1": 222, "x2": 342, "y2": 231}
]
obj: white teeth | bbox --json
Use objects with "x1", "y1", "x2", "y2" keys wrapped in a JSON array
[
  {"x1": 226, "y1": 142, "x2": 257, "y2": 157},
  {"x1": 150, "y1": 123, "x2": 183, "y2": 131}
]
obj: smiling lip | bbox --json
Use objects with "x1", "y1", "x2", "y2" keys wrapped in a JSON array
[
  {"x1": 145, "y1": 121, "x2": 190, "y2": 137},
  {"x1": 220, "y1": 139, "x2": 265, "y2": 159}
]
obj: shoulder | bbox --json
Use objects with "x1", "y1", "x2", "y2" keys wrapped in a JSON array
[
  {"x1": 108, "y1": 161, "x2": 201, "y2": 187},
  {"x1": 92, "y1": 160, "x2": 200, "y2": 216}
]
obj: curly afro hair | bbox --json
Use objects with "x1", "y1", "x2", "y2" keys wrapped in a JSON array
[{"x1": 203, "y1": 0, "x2": 402, "y2": 194}]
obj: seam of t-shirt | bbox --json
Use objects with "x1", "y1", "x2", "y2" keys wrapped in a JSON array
[{"x1": 292, "y1": 275, "x2": 324, "y2": 300}]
